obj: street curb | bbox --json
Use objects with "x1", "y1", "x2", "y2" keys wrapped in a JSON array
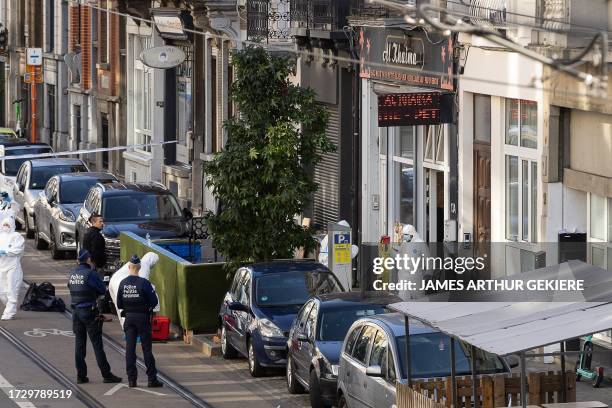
[{"x1": 190, "y1": 334, "x2": 221, "y2": 358}]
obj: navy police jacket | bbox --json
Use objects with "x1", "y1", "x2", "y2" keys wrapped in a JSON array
[
  {"x1": 68, "y1": 263, "x2": 106, "y2": 308},
  {"x1": 117, "y1": 275, "x2": 158, "y2": 314}
]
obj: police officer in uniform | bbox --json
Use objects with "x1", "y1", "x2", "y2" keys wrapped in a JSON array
[
  {"x1": 117, "y1": 255, "x2": 163, "y2": 388},
  {"x1": 68, "y1": 249, "x2": 122, "y2": 384}
]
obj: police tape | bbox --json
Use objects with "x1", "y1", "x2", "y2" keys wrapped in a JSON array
[{"x1": 0, "y1": 141, "x2": 179, "y2": 160}]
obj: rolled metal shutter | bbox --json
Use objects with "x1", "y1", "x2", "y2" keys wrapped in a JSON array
[{"x1": 312, "y1": 104, "x2": 340, "y2": 229}]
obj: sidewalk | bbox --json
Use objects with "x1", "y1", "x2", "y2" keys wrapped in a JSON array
[{"x1": 19, "y1": 242, "x2": 309, "y2": 408}]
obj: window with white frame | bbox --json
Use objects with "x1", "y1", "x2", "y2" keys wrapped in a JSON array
[
  {"x1": 504, "y1": 98, "x2": 538, "y2": 242},
  {"x1": 588, "y1": 193, "x2": 612, "y2": 271},
  {"x1": 133, "y1": 36, "x2": 153, "y2": 153},
  {"x1": 99, "y1": 0, "x2": 111, "y2": 64},
  {"x1": 423, "y1": 125, "x2": 445, "y2": 165}
]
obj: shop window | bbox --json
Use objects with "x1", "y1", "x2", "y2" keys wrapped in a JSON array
[
  {"x1": 505, "y1": 156, "x2": 537, "y2": 242},
  {"x1": 505, "y1": 99, "x2": 537, "y2": 149}
]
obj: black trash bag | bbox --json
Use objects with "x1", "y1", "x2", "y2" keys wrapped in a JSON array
[{"x1": 20, "y1": 282, "x2": 65, "y2": 313}]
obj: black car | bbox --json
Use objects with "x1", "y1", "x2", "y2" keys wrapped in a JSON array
[
  {"x1": 74, "y1": 182, "x2": 191, "y2": 277},
  {"x1": 286, "y1": 292, "x2": 401, "y2": 408},
  {"x1": 219, "y1": 261, "x2": 345, "y2": 377}
]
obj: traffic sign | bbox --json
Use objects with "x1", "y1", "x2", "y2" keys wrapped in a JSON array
[{"x1": 26, "y1": 48, "x2": 42, "y2": 66}]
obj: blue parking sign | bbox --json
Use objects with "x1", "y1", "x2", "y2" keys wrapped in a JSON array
[{"x1": 334, "y1": 233, "x2": 350, "y2": 245}]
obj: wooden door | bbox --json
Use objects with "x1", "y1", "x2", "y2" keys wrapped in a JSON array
[{"x1": 473, "y1": 141, "x2": 491, "y2": 243}]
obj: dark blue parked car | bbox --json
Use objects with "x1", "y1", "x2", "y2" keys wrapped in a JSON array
[
  {"x1": 219, "y1": 261, "x2": 345, "y2": 377},
  {"x1": 286, "y1": 292, "x2": 401, "y2": 408}
]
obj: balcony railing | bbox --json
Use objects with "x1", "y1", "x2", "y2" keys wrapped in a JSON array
[
  {"x1": 349, "y1": 0, "x2": 391, "y2": 19},
  {"x1": 469, "y1": 0, "x2": 507, "y2": 28},
  {"x1": 290, "y1": 0, "x2": 351, "y2": 32},
  {"x1": 247, "y1": 0, "x2": 292, "y2": 43}
]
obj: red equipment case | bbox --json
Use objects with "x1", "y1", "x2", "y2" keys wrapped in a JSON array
[{"x1": 152, "y1": 316, "x2": 170, "y2": 341}]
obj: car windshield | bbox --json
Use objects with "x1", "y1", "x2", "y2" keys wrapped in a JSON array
[
  {"x1": 60, "y1": 179, "x2": 110, "y2": 204},
  {"x1": 29, "y1": 165, "x2": 88, "y2": 189},
  {"x1": 3, "y1": 147, "x2": 53, "y2": 176},
  {"x1": 102, "y1": 193, "x2": 182, "y2": 222},
  {"x1": 318, "y1": 306, "x2": 388, "y2": 341},
  {"x1": 395, "y1": 333, "x2": 506, "y2": 379},
  {"x1": 255, "y1": 270, "x2": 342, "y2": 307}
]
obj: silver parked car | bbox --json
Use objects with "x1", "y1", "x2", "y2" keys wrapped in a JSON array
[
  {"x1": 0, "y1": 142, "x2": 53, "y2": 193},
  {"x1": 337, "y1": 313, "x2": 510, "y2": 408},
  {"x1": 33, "y1": 172, "x2": 118, "y2": 258},
  {"x1": 13, "y1": 158, "x2": 89, "y2": 238}
]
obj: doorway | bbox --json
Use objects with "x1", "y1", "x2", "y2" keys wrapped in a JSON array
[
  {"x1": 473, "y1": 141, "x2": 491, "y2": 242},
  {"x1": 425, "y1": 168, "x2": 445, "y2": 242}
]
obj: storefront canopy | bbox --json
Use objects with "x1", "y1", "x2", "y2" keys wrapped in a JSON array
[
  {"x1": 388, "y1": 261, "x2": 612, "y2": 356},
  {"x1": 388, "y1": 301, "x2": 612, "y2": 356}
]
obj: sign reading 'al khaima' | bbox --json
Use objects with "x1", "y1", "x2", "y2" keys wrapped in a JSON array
[
  {"x1": 359, "y1": 27, "x2": 455, "y2": 91},
  {"x1": 378, "y1": 92, "x2": 454, "y2": 127}
]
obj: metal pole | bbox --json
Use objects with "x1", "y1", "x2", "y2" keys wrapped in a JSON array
[
  {"x1": 560, "y1": 342, "x2": 567, "y2": 402},
  {"x1": 404, "y1": 315, "x2": 412, "y2": 387},
  {"x1": 520, "y1": 352, "x2": 527, "y2": 408},
  {"x1": 470, "y1": 345, "x2": 478, "y2": 408},
  {"x1": 30, "y1": 80, "x2": 36, "y2": 143},
  {"x1": 450, "y1": 338, "x2": 457, "y2": 408}
]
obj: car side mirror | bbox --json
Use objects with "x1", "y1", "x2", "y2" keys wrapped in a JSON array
[
  {"x1": 183, "y1": 208, "x2": 193, "y2": 220},
  {"x1": 228, "y1": 301, "x2": 250, "y2": 313},
  {"x1": 506, "y1": 355, "x2": 519, "y2": 368},
  {"x1": 366, "y1": 365, "x2": 383, "y2": 377}
]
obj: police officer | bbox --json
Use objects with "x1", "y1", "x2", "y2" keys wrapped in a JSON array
[
  {"x1": 117, "y1": 255, "x2": 163, "y2": 388},
  {"x1": 68, "y1": 249, "x2": 122, "y2": 385}
]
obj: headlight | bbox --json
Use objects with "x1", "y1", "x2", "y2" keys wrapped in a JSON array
[
  {"x1": 58, "y1": 208, "x2": 76, "y2": 222},
  {"x1": 258, "y1": 318, "x2": 285, "y2": 338}
]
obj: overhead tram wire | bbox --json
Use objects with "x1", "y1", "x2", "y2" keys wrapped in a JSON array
[
  {"x1": 445, "y1": 0, "x2": 612, "y2": 36},
  {"x1": 68, "y1": 0, "x2": 612, "y2": 105}
]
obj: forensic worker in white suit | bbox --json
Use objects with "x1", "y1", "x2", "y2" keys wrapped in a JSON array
[
  {"x1": 109, "y1": 252, "x2": 160, "y2": 328},
  {"x1": 0, "y1": 216, "x2": 24, "y2": 320}
]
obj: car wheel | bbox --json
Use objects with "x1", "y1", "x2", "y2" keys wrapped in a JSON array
[
  {"x1": 24, "y1": 211, "x2": 34, "y2": 239},
  {"x1": 247, "y1": 338, "x2": 265, "y2": 377},
  {"x1": 337, "y1": 394, "x2": 348, "y2": 408},
  {"x1": 34, "y1": 223, "x2": 47, "y2": 250},
  {"x1": 309, "y1": 369, "x2": 331, "y2": 408},
  {"x1": 49, "y1": 227, "x2": 64, "y2": 260},
  {"x1": 287, "y1": 358, "x2": 305, "y2": 394},
  {"x1": 220, "y1": 326, "x2": 237, "y2": 359}
]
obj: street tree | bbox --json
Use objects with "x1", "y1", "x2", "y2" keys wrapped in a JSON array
[{"x1": 203, "y1": 46, "x2": 334, "y2": 274}]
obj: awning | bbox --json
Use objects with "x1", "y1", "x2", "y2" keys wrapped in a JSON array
[{"x1": 389, "y1": 301, "x2": 612, "y2": 356}]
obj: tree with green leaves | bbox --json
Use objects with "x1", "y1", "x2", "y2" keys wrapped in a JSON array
[{"x1": 203, "y1": 46, "x2": 335, "y2": 274}]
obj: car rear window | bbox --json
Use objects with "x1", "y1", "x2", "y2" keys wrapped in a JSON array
[
  {"x1": 30, "y1": 165, "x2": 88, "y2": 189},
  {"x1": 395, "y1": 333, "x2": 506, "y2": 379},
  {"x1": 255, "y1": 270, "x2": 343, "y2": 307},
  {"x1": 60, "y1": 179, "x2": 109, "y2": 204},
  {"x1": 318, "y1": 306, "x2": 388, "y2": 341},
  {"x1": 101, "y1": 193, "x2": 182, "y2": 221},
  {"x1": 4, "y1": 147, "x2": 53, "y2": 176}
]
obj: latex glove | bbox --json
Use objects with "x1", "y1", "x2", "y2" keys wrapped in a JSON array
[{"x1": 0, "y1": 250, "x2": 7, "y2": 256}]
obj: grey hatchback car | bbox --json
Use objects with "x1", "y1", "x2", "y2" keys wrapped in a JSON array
[
  {"x1": 337, "y1": 313, "x2": 510, "y2": 408},
  {"x1": 13, "y1": 158, "x2": 89, "y2": 238},
  {"x1": 33, "y1": 172, "x2": 118, "y2": 258}
]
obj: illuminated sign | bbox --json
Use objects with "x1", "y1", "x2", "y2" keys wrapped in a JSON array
[{"x1": 378, "y1": 93, "x2": 454, "y2": 127}]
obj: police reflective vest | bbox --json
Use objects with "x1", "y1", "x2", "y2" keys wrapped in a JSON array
[
  {"x1": 67, "y1": 263, "x2": 101, "y2": 308},
  {"x1": 117, "y1": 275, "x2": 158, "y2": 314}
]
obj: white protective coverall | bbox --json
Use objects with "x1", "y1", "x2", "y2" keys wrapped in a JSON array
[
  {"x1": 0, "y1": 193, "x2": 15, "y2": 221},
  {"x1": 109, "y1": 252, "x2": 160, "y2": 327},
  {"x1": 0, "y1": 216, "x2": 24, "y2": 320}
]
